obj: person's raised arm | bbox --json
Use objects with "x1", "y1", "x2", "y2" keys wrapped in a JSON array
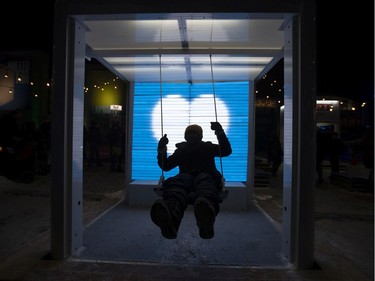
[
  {"x1": 158, "y1": 134, "x2": 168, "y2": 154},
  {"x1": 210, "y1": 122, "x2": 232, "y2": 157}
]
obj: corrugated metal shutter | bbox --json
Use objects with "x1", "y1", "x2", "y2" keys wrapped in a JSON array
[{"x1": 132, "y1": 81, "x2": 248, "y2": 181}]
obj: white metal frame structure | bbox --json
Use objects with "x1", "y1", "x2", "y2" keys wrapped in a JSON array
[{"x1": 51, "y1": 0, "x2": 316, "y2": 269}]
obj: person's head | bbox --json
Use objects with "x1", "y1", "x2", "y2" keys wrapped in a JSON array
[{"x1": 184, "y1": 124, "x2": 203, "y2": 144}]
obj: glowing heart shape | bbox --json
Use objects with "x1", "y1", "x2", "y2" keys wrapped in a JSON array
[{"x1": 152, "y1": 94, "x2": 229, "y2": 152}]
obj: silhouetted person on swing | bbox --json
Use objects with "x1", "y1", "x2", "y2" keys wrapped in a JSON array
[{"x1": 150, "y1": 122, "x2": 232, "y2": 239}]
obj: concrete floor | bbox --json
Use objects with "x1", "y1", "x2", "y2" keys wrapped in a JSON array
[
  {"x1": 78, "y1": 202, "x2": 285, "y2": 266},
  {"x1": 0, "y1": 162, "x2": 373, "y2": 281}
]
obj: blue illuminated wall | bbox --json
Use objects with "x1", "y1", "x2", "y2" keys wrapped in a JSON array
[{"x1": 132, "y1": 81, "x2": 249, "y2": 181}]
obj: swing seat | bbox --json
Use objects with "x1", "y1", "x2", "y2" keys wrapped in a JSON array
[
  {"x1": 153, "y1": 186, "x2": 228, "y2": 204},
  {"x1": 153, "y1": 175, "x2": 228, "y2": 204}
]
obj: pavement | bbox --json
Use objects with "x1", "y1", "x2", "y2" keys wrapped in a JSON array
[{"x1": 0, "y1": 162, "x2": 373, "y2": 281}]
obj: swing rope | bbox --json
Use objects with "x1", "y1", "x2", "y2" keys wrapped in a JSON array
[
  {"x1": 157, "y1": 54, "x2": 165, "y2": 190},
  {"x1": 210, "y1": 55, "x2": 227, "y2": 198},
  {"x1": 159, "y1": 54, "x2": 164, "y2": 139},
  {"x1": 158, "y1": 20, "x2": 165, "y2": 189},
  {"x1": 209, "y1": 54, "x2": 224, "y2": 178}
]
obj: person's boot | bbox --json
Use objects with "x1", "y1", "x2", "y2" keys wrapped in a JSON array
[
  {"x1": 194, "y1": 197, "x2": 216, "y2": 239},
  {"x1": 150, "y1": 199, "x2": 178, "y2": 239}
]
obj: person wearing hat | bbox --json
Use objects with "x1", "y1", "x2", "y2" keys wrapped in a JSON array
[{"x1": 150, "y1": 121, "x2": 232, "y2": 239}]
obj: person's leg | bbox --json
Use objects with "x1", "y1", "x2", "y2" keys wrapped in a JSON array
[
  {"x1": 150, "y1": 199, "x2": 178, "y2": 239},
  {"x1": 150, "y1": 173, "x2": 192, "y2": 239},
  {"x1": 272, "y1": 157, "x2": 282, "y2": 176},
  {"x1": 193, "y1": 172, "x2": 220, "y2": 239}
]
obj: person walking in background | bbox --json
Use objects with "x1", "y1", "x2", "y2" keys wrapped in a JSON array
[
  {"x1": 36, "y1": 116, "x2": 51, "y2": 175},
  {"x1": 316, "y1": 127, "x2": 329, "y2": 184},
  {"x1": 108, "y1": 121, "x2": 123, "y2": 172},
  {"x1": 83, "y1": 125, "x2": 88, "y2": 162},
  {"x1": 0, "y1": 108, "x2": 23, "y2": 148},
  {"x1": 267, "y1": 133, "x2": 283, "y2": 177},
  {"x1": 361, "y1": 127, "x2": 374, "y2": 183},
  {"x1": 328, "y1": 132, "x2": 346, "y2": 174},
  {"x1": 0, "y1": 109, "x2": 35, "y2": 183},
  {"x1": 88, "y1": 120, "x2": 103, "y2": 167}
]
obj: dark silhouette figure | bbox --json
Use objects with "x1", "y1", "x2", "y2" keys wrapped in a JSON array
[
  {"x1": 150, "y1": 122, "x2": 232, "y2": 239},
  {"x1": 108, "y1": 121, "x2": 123, "y2": 172},
  {"x1": 328, "y1": 132, "x2": 346, "y2": 174},
  {"x1": 0, "y1": 109, "x2": 35, "y2": 183},
  {"x1": 0, "y1": 109, "x2": 23, "y2": 147},
  {"x1": 36, "y1": 116, "x2": 51, "y2": 174},
  {"x1": 22, "y1": 121, "x2": 38, "y2": 173},
  {"x1": 267, "y1": 133, "x2": 283, "y2": 177},
  {"x1": 316, "y1": 128, "x2": 329, "y2": 184},
  {"x1": 361, "y1": 127, "x2": 374, "y2": 183},
  {"x1": 88, "y1": 120, "x2": 103, "y2": 167},
  {"x1": 83, "y1": 125, "x2": 88, "y2": 161}
]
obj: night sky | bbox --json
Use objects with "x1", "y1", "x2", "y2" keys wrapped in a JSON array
[
  {"x1": 0, "y1": 2, "x2": 373, "y2": 102},
  {"x1": 316, "y1": 2, "x2": 374, "y2": 102}
]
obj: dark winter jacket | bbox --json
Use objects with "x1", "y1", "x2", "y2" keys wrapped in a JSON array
[{"x1": 157, "y1": 132, "x2": 232, "y2": 183}]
